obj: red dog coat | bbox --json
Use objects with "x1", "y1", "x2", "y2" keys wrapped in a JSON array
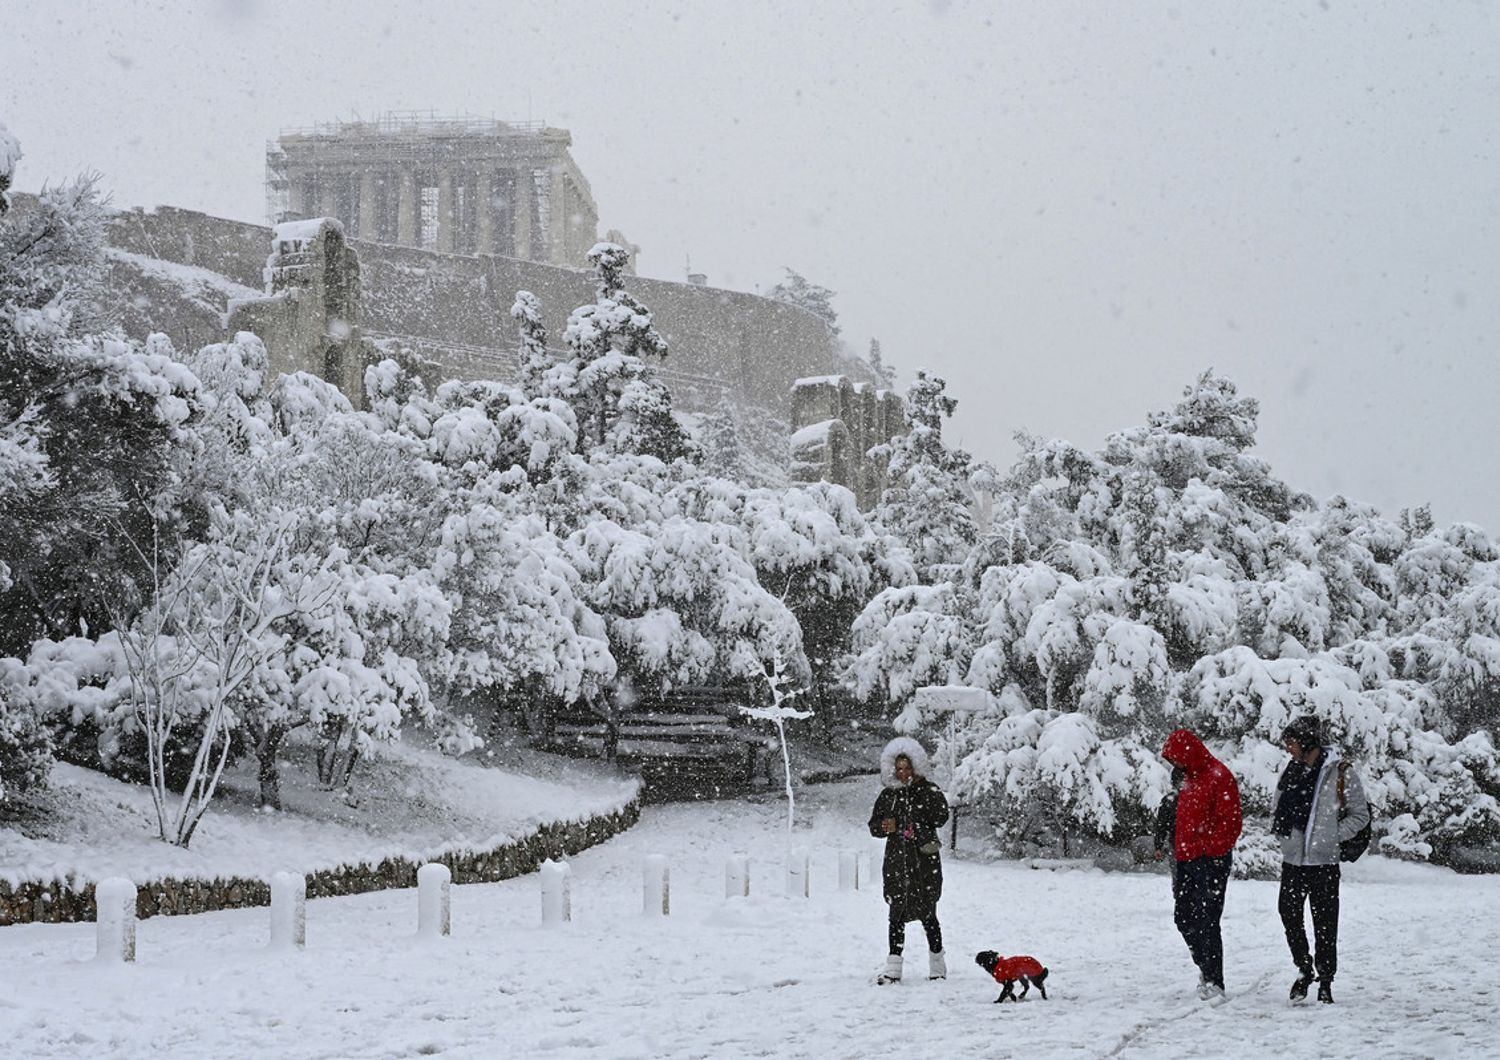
[{"x1": 991, "y1": 955, "x2": 1045, "y2": 982}]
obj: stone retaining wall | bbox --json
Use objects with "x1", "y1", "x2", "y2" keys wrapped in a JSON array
[
  {"x1": 0, "y1": 798, "x2": 639, "y2": 927},
  {"x1": 107, "y1": 205, "x2": 859, "y2": 417}
]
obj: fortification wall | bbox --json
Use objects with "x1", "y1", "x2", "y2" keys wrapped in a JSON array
[{"x1": 107, "y1": 205, "x2": 853, "y2": 417}]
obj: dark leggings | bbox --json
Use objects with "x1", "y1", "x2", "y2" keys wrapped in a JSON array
[
  {"x1": 1173, "y1": 854, "x2": 1232, "y2": 989},
  {"x1": 1279, "y1": 863, "x2": 1340, "y2": 982},
  {"x1": 888, "y1": 903, "x2": 943, "y2": 955}
]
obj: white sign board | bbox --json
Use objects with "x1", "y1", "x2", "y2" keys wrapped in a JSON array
[{"x1": 913, "y1": 685, "x2": 991, "y2": 715}]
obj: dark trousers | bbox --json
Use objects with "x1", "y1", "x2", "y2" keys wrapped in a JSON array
[
  {"x1": 1279, "y1": 863, "x2": 1340, "y2": 982},
  {"x1": 1173, "y1": 854, "x2": 1232, "y2": 989},
  {"x1": 888, "y1": 903, "x2": 942, "y2": 955}
]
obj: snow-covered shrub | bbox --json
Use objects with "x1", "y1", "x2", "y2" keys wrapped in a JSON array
[{"x1": 0, "y1": 656, "x2": 51, "y2": 801}]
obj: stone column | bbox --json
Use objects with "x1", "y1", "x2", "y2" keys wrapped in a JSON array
[
  {"x1": 286, "y1": 167, "x2": 309, "y2": 219},
  {"x1": 514, "y1": 167, "x2": 534, "y2": 260},
  {"x1": 476, "y1": 170, "x2": 495, "y2": 254},
  {"x1": 358, "y1": 171, "x2": 377, "y2": 241},
  {"x1": 317, "y1": 174, "x2": 337, "y2": 220},
  {"x1": 397, "y1": 169, "x2": 417, "y2": 247},
  {"x1": 437, "y1": 167, "x2": 455, "y2": 253}
]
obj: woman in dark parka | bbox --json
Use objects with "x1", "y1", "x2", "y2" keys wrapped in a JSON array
[{"x1": 868, "y1": 736, "x2": 949, "y2": 983}]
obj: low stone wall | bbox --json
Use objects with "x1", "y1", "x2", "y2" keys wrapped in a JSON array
[{"x1": 0, "y1": 798, "x2": 639, "y2": 927}]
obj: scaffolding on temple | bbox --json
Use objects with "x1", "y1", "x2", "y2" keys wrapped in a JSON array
[{"x1": 265, "y1": 112, "x2": 604, "y2": 266}]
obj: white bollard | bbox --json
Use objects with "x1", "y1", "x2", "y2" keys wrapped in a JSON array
[
  {"x1": 838, "y1": 849, "x2": 859, "y2": 892},
  {"x1": 725, "y1": 853, "x2": 750, "y2": 899},
  {"x1": 270, "y1": 871, "x2": 307, "y2": 948},
  {"x1": 417, "y1": 862, "x2": 452, "y2": 938},
  {"x1": 642, "y1": 854, "x2": 670, "y2": 916},
  {"x1": 540, "y1": 859, "x2": 572, "y2": 925},
  {"x1": 785, "y1": 848, "x2": 810, "y2": 899},
  {"x1": 94, "y1": 876, "x2": 137, "y2": 963}
]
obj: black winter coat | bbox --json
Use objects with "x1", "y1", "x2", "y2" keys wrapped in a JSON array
[{"x1": 868, "y1": 778, "x2": 949, "y2": 920}]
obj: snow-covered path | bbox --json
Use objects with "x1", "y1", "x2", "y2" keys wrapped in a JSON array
[{"x1": 2, "y1": 779, "x2": 1494, "y2": 1059}]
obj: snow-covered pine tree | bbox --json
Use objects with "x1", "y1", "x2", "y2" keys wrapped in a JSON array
[
  {"x1": 867, "y1": 337, "x2": 896, "y2": 389},
  {"x1": 701, "y1": 390, "x2": 743, "y2": 480},
  {"x1": 511, "y1": 289, "x2": 551, "y2": 400},
  {"x1": 554, "y1": 243, "x2": 691, "y2": 462},
  {"x1": 869, "y1": 370, "x2": 980, "y2": 583},
  {"x1": 0, "y1": 119, "x2": 18, "y2": 216},
  {"x1": 766, "y1": 267, "x2": 840, "y2": 336}
]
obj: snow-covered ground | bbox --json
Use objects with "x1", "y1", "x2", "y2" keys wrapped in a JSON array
[
  {"x1": 1, "y1": 778, "x2": 1493, "y2": 1059},
  {"x1": 0, "y1": 739, "x2": 637, "y2": 887}
]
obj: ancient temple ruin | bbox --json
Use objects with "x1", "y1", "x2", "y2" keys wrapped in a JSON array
[{"x1": 266, "y1": 113, "x2": 610, "y2": 267}]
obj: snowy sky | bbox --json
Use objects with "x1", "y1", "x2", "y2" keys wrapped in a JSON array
[{"x1": 3, "y1": 1, "x2": 1497, "y2": 530}]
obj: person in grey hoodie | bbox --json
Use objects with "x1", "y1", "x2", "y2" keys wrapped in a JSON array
[{"x1": 1270, "y1": 716, "x2": 1371, "y2": 1004}]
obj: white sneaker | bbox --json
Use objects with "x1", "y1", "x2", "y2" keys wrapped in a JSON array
[
  {"x1": 1199, "y1": 982, "x2": 1225, "y2": 1003},
  {"x1": 928, "y1": 951, "x2": 947, "y2": 980},
  {"x1": 876, "y1": 954, "x2": 903, "y2": 984}
]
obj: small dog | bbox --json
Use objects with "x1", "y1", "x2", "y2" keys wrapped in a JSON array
[{"x1": 975, "y1": 950, "x2": 1050, "y2": 1003}]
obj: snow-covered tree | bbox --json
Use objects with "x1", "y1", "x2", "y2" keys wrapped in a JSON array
[
  {"x1": 700, "y1": 391, "x2": 743, "y2": 480},
  {"x1": 568, "y1": 514, "x2": 807, "y2": 702},
  {"x1": 867, "y1": 337, "x2": 896, "y2": 388},
  {"x1": 845, "y1": 582, "x2": 973, "y2": 729},
  {"x1": 740, "y1": 651, "x2": 812, "y2": 835},
  {"x1": 0, "y1": 119, "x2": 18, "y2": 216},
  {"x1": 901, "y1": 370, "x2": 1500, "y2": 864},
  {"x1": 870, "y1": 370, "x2": 980, "y2": 583},
  {"x1": 767, "y1": 267, "x2": 839, "y2": 336},
  {"x1": 0, "y1": 154, "x2": 201, "y2": 660},
  {"x1": 109, "y1": 507, "x2": 353, "y2": 846},
  {"x1": 0, "y1": 655, "x2": 51, "y2": 802},
  {"x1": 511, "y1": 289, "x2": 551, "y2": 400},
  {"x1": 548, "y1": 242, "x2": 692, "y2": 463}
]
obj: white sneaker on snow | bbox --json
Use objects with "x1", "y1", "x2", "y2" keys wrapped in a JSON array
[
  {"x1": 875, "y1": 954, "x2": 903, "y2": 984},
  {"x1": 928, "y1": 950, "x2": 947, "y2": 980}
]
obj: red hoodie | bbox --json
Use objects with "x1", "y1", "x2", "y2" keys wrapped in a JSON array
[{"x1": 1161, "y1": 729, "x2": 1243, "y2": 861}]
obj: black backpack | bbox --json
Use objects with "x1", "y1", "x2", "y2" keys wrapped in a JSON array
[{"x1": 1337, "y1": 761, "x2": 1373, "y2": 862}]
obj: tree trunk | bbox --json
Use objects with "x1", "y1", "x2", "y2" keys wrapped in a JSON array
[
  {"x1": 316, "y1": 722, "x2": 341, "y2": 787},
  {"x1": 256, "y1": 724, "x2": 286, "y2": 811}
]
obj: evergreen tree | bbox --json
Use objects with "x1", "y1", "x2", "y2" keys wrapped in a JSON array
[
  {"x1": 701, "y1": 390, "x2": 743, "y2": 479},
  {"x1": 554, "y1": 242, "x2": 690, "y2": 462},
  {"x1": 0, "y1": 119, "x2": 18, "y2": 216},
  {"x1": 767, "y1": 267, "x2": 839, "y2": 336},
  {"x1": 511, "y1": 289, "x2": 551, "y2": 400},
  {"x1": 867, "y1": 337, "x2": 896, "y2": 388},
  {"x1": 870, "y1": 370, "x2": 979, "y2": 582}
]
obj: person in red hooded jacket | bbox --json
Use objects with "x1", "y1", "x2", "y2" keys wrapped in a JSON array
[{"x1": 1161, "y1": 728, "x2": 1243, "y2": 1000}]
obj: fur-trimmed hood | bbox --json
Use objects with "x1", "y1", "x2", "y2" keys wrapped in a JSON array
[{"x1": 880, "y1": 736, "x2": 932, "y2": 788}]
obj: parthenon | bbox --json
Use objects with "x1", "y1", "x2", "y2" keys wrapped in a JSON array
[{"x1": 266, "y1": 113, "x2": 607, "y2": 266}]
